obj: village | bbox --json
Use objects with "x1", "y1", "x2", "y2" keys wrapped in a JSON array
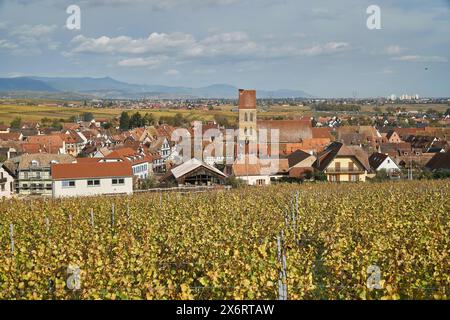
[{"x1": 0, "y1": 89, "x2": 449, "y2": 199}]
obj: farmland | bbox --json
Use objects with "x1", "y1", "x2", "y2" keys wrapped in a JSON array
[
  {"x1": 0, "y1": 103, "x2": 238, "y2": 125},
  {"x1": 0, "y1": 180, "x2": 448, "y2": 300}
]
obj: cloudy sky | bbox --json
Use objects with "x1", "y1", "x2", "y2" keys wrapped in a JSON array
[{"x1": 0, "y1": 0, "x2": 449, "y2": 97}]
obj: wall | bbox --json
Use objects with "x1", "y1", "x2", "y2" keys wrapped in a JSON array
[
  {"x1": 53, "y1": 177, "x2": 133, "y2": 198},
  {"x1": 0, "y1": 167, "x2": 14, "y2": 198},
  {"x1": 377, "y1": 157, "x2": 400, "y2": 172},
  {"x1": 239, "y1": 175, "x2": 271, "y2": 186},
  {"x1": 325, "y1": 157, "x2": 368, "y2": 182}
]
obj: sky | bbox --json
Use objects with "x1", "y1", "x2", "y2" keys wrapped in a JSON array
[{"x1": 0, "y1": 0, "x2": 449, "y2": 98}]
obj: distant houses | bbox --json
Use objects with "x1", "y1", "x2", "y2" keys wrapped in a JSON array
[{"x1": 0, "y1": 88, "x2": 449, "y2": 198}]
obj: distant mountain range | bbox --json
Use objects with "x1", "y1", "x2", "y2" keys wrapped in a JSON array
[{"x1": 0, "y1": 76, "x2": 313, "y2": 99}]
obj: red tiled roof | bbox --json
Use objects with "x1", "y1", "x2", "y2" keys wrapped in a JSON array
[
  {"x1": 312, "y1": 127, "x2": 333, "y2": 139},
  {"x1": 0, "y1": 132, "x2": 22, "y2": 141},
  {"x1": 52, "y1": 161, "x2": 133, "y2": 180},
  {"x1": 27, "y1": 135, "x2": 64, "y2": 148}
]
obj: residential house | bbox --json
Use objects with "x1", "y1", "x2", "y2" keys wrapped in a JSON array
[
  {"x1": 383, "y1": 130, "x2": 403, "y2": 143},
  {"x1": 150, "y1": 136, "x2": 171, "y2": 172},
  {"x1": 0, "y1": 132, "x2": 23, "y2": 142},
  {"x1": 425, "y1": 150, "x2": 450, "y2": 172},
  {"x1": 0, "y1": 125, "x2": 10, "y2": 133},
  {"x1": 27, "y1": 135, "x2": 65, "y2": 154},
  {"x1": 369, "y1": 152, "x2": 400, "y2": 174},
  {"x1": 231, "y1": 155, "x2": 272, "y2": 186},
  {"x1": 286, "y1": 149, "x2": 316, "y2": 179},
  {"x1": 57, "y1": 130, "x2": 87, "y2": 156},
  {"x1": 0, "y1": 164, "x2": 14, "y2": 198},
  {"x1": 106, "y1": 147, "x2": 153, "y2": 179},
  {"x1": 51, "y1": 161, "x2": 133, "y2": 198},
  {"x1": 314, "y1": 142, "x2": 370, "y2": 182},
  {"x1": 13, "y1": 153, "x2": 75, "y2": 196}
]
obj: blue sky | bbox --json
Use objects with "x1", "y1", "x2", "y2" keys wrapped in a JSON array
[{"x1": 0, "y1": 0, "x2": 449, "y2": 97}]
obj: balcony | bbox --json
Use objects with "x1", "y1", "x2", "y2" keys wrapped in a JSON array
[{"x1": 325, "y1": 168, "x2": 366, "y2": 174}]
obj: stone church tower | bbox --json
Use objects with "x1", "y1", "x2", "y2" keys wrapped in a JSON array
[{"x1": 238, "y1": 89, "x2": 257, "y2": 143}]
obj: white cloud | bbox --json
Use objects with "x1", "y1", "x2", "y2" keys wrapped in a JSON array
[
  {"x1": 72, "y1": 33, "x2": 195, "y2": 54},
  {"x1": 0, "y1": 39, "x2": 18, "y2": 49},
  {"x1": 383, "y1": 45, "x2": 406, "y2": 55},
  {"x1": 118, "y1": 56, "x2": 166, "y2": 68},
  {"x1": 392, "y1": 55, "x2": 448, "y2": 63},
  {"x1": 79, "y1": 0, "x2": 245, "y2": 8},
  {"x1": 165, "y1": 69, "x2": 180, "y2": 76},
  {"x1": 299, "y1": 42, "x2": 350, "y2": 56},
  {"x1": 71, "y1": 32, "x2": 351, "y2": 63},
  {"x1": 11, "y1": 24, "x2": 57, "y2": 37}
]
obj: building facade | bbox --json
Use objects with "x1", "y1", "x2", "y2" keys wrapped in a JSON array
[{"x1": 52, "y1": 161, "x2": 133, "y2": 198}]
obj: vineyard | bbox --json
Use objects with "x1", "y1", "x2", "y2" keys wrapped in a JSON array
[{"x1": 0, "y1": 180, "x2": 449, "y2": 300}]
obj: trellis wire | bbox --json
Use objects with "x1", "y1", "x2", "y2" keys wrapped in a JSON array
[
  {"x1": 90, "y1": 208, "x2": 95, "y2": 229},
  {"x1": 9, "y1": 223, "x2": 14, "y2": 254},
  {"x1": 111, "y1": 204, "x2": 115, "y2": 229},
  {"x1": 277, "y1": 231, "x2": 288, "y2": 300}
]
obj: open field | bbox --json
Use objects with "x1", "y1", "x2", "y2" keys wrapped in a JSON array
[
  {"x1": 0, "y1": 104, "x2": 238, "y2": 125},
  {"x1": 0, "y1": 101, "x2": 448, "y2": 126},
  {"x1": 0, "y1": 180, "x2": 448, "y2": 300}
]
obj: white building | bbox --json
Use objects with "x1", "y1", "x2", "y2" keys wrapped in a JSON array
[
  {"x1": 0, "y1": 164, "x2": 15, "y2": 199},
  {"x1": 51, "y1": 161, "x2": 133, "y2": 198},
  {"x1": 369, "y1": 153, "x2": 400, "y2": 173}
]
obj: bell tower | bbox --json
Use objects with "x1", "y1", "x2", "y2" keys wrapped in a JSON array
[{"x1": 238, "y1": 89, "x2": 257, "y2": 143}]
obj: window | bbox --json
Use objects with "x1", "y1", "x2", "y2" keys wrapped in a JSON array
[
  {"x1": 87, "y1": 180, "x2": 100, "y2": 187},
  {"x1": 256, "y1": 179, "x2": 265, "y2": 186},
  {"x1": 350, "y1": 174, "x2": 359, "y2": 182},
  {"x1": 62, "y1": 180, "x2": 76, "y2": 188},
  {"x1": 112, "y1": 178, "x2": 125, "y2": 185},
  {"x1": 244, "y1": 113, "x2": 248, "y2": 122},
  {"x1": 250, "y1": 112, "x2": 254, "y2": 122}
]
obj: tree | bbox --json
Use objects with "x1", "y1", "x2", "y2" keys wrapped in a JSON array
[
  {"x1": 102, "y1": 122, "x2": 113, "y2": 130},
  {"x1": 119, "y1": 111, "x2": 130, "y2": 130},
  {"x1": 82, "y1": 112, "x2": 94, "y2": 122},
  {"x1": 445, "y1": 108, "x2": 450, "y2": 116},
  {"x1": 373, "y1": 106, "x2": 382, "y2": 114},
  {"x1": 40, "y1": 117, "x2": 52, "y2": 128},
  {"x1": 10, "y1": 117, "x2": 22, "y2": 129},
  {"x1": 313, "y1": 171, "x2": 327, "y2": 182},
  {"x1": 386, "y1": 106, "x2": 396, "y2": 114},
  {"x1": 173, "y1": 113, "x2": 185, "y2": 127},
  {"x1": 140, "y1": 175, "x2": 158, "y2": 190},
  {"x1": 51, "y1": 119, "x2": 62, "y2": 130},
  {"x1": 130, "y1": 112, "x2": 143, "y2": 129},
  {"x1": 225, "y1": 176, "x2": 246, "y2": 188},
  {"x1": 143, "y1": 113, "x2": 155, "y2": 126},
  {"x1": 214, "y1": 114, "x2": 229, "y2": 127}
]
